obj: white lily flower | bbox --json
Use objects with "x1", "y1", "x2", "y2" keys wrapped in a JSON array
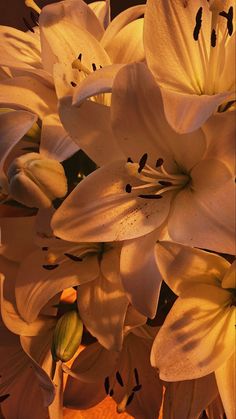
[
  {"x1": 63, "y1": 325, "x2": 163, "y2": 418},
  {"x1": 144, "y1": 0, "x2": 235, "y2": 133},
  {"x1": 151, "y1": 241, "x2": 235, "y2": 419},
  {"x1": 52, "y1": 63, "x2": 235, "y2": 255}
]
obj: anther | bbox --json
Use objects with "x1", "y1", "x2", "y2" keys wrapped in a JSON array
[
  {"x1": 211, "y1": 29, "x2": 217, "y2": 47},
  {"x1": 109, "y1": 389, "x2": 114, "y2": 397},
  {"x1": 22, "y1": 17, "x2": 35, "y2": 33},
  {"x1": 70, "y1": 81, "x2": 77, "y2": 87},
  {"x1": 132, "y1": 384, "x2": 142, "y2": 392},
  {"x1": 126, "y1": 392, "x2": 135, "y2": 406},
  {"x1": 193, "y1": 7, "x2": 203, "y2": 41},
  {"x1": 30, "y1": 10, "x2": 39, "y2": 26},
  {"x1": 104, "y1": 376, "x2": 110, "y2": 395},
  {"x1": 138, "y1": 153, "x2": 148, "y2": 173},
  {"x1": 156, "y1": 158, "x2": 164, "y2": 168},
  {"x1": 78, "y1": 53, "x2": 82, "y2": 61},
  {"x1": 134, "y1": 368, "x2": 140, "y2": 385},
  {"x1": 64, "y1": 253, "x2": 82, "y2": 262},
  {"x1": 42, "y1": 264, "x2": 59, "y2": 270},
  {"x1": 127, "y1": 157, "x2": 133, "y2": 163},
  {"x1": 125, "y1": 184, "x2": 132, "y2": 193},
  {"x1": 219, "y1": 6, "x2": 233, "y2": 36},
  {"x1": 92, "y1": 63, "x2": 97, "y2": 71},
  {"x1": 42, "y1": 247, "x2": 48, "y2": 251},
  {"x1": 138, "y1": 194, "x2": 163, "y2": 199},
  {"x1": 115, "y1": 371, "x2": 124, "y2": 387}
]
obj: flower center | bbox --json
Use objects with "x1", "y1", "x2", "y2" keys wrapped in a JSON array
[
  {"x1": 193, "y1": 2, "x2": 234, "y2": 95},
  {"x1": 104, "y1": 368, "x2": 142, "y2": 413},
  {"x1": 125, "y1": 153, "x2": 189, "y2": 201}
]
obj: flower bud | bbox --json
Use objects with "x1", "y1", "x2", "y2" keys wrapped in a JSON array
[
  {"x1": 7, "y1": 152, "x2": 67, "y2": 208},
  {"x1": 51, "y1": 310, "x2": 83, "y2": 362}
]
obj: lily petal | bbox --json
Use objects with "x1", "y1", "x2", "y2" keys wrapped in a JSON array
[
  {"x1": 215, "y1": 353, "x2": 236, "y2": 419},
  {"x1": 168, "y1": 163, "x2": 235, "y2": 254},
  {"x1": 160, "y1": 88, "x2": 233, "y2": 134},
  {"x1": 72, "y1": 64, "x2": 122, "y2": 106},
  {"x1": 52, "y1": 160, "x2": 172, "y2": 242},
  {"x1": 0, "y1": 110, "x2": 37, "y2": 190},
  {"x1": 151, "y1": 284, "x2": 235, "y2": 381},
  {"x1": 121, "y1": 231, "x2": 163, "y2": 318},
  {"x1": 78, "y1": 248, "x2": 129, "y2": 351},
  {"x1": 59, "y1": 96, "x2": 124, "y2": 166},
  {"x1": 155, "y1": 242, "x2": 230, "y2": 296},
  {"x1": 0, "y1": 76, "x2": 57, "y2": 118},
  {"x1": 64, "y1": 375, "x2": 105, "y2": 409},
  {"x1": 222, "y1": 261, "x2": 236, "y2": 289},
  {"x1": 39, "y1": 1, "x2": 108, "y2": 74},
  {"x1": 15, "y1": 249, "x2": 99, "y2": 322},
  {"x1": 89, "y1": 0, "x2": 110, "y2": 29},
  {"x1": 40, "y1": 113, "x2": 78, "y2": 162},
  {"x1": 163, "y1": 374, "x2": 219, "y2": 419}
]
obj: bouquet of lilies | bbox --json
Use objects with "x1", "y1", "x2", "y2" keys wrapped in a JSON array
[{"x1": 0, "y1": 0, "x2": 235, "y2": 418}]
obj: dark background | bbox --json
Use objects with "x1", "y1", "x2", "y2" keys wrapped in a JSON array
[{"x1": 0, "y1": 0, "x2": 144, "y2": 30}]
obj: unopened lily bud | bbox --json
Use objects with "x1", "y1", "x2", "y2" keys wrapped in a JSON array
[
  {"x1": 51, "y1": 310, "x2": 83, "y2": 362},
  {"x1": 7, "y1": 152, "x2": 67, "y2": 208}
]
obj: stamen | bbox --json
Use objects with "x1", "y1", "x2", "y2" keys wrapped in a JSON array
[
  {"x1": 64, "y1": 253, "x2": 82, "y2": 262},
  {"x1": 92, "y1": 63, "x2": 97, "y2": 71},
  {"x1": 78, "y1": 53, "x2": 82, "y2": 61},
  {"x1": 126, "y1": 392, "x2": 135, "y2": 406},
  {"x1": 138, "y1": 153, "x2": 148, "y2": 173},
  {"x1": 138, "y1": 194, "x2": 163, "y2": 199},
  {"x1": 193, "y1": 7, "x2": 203, "y2": 41},
  {"x1": 211, "y1": 29, "x2": 217, "y2": 47},
  {"x1": 219, "y1": 6, "x2": 233, "y2": 36},
  {"x1": 116, "y1": 371, "x2": 124, "y2": 387},
  {"x1": 42, "y1": 264, "x2": 59, "y2": 270},
  {"x1": 22, "y1": 17, "x2": 35, "y2": 33},
  {"x1": 127, "y1": 157, "x2": 133, "y2": 163},
  {"x1": 132, "y1": 384, "x2": 142, "y2": 392},
  {"x1": 156, "y1": 158, "x2": 164, "y2": 168},
  {"x1": 70, "y1": 81, "x2": 77, "y2": 87},
  {"x1": 30, "y1": 10, "x2": 39, "y2": 26},
  {"x1": 125, "y1": 184, "x2": 132, "y2": 193},
  {"x1": 109, "y1": 389, "x2": 114, "y2": 397},
  {"x1": 25, "y1": 0, "x2": 41, "y2": 14},
  {"x1": 104, "y1": 376, "x2": 110, "y2": 395},
  {"x1": 134, "y1": 368, "x2": 140, "y2": 385}
]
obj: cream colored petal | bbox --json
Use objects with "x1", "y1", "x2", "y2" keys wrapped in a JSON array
[
  {"x1": 39, "y1": 2, "x2": 109, "y2": 74},
  {"x1": 0, "y1": 110, "x2": 37, "y2": 190},
  {"x1": 101, "y1": 5, "x2": 145, "y2": 50},
  {"x1": 155, "y1": 241, "x2": 230, "y2": 296},
  {"x1": 72, "y1": 64, "x2": 122, "y2": 106},
  {"x1": 0, "y1": 275, "x2": 56, "y2": 336},
  {"x1": 59, "y1": 96, "x2": 124, "y2": 166},
  {"x1": 160, "y1": 88, "x2": 232, "y2": 133},
  {"x1": 78, "y1": 249, "x2": 129, "y2": 351},
  {"x1": 51, "y1": 160, "x2": 172, "y2": 243},
  {"x1": 15, "y1": 248, "x2": 99, "y2": 322},
  {"x1": 222, "y1": 261, "x2": 236, "y2": 289},
  {"x1": 105, "y1": 19, "x2": 144, "y2": 64},
  {"x1": 163, "y1": 374, "x2": 219, "y2": 419},
  {"x1": 121, "y1": 231, "x2": 163, "y2": 318},
  {"x1": 40, "y1": 113, "x2": 78, "y2": 162},
  {"x1": 0, "y1": 26, "x2": 41, "y2": 69},
  {"x1": 0, "y1": 76, "x2": 57, "y2": 118},
  {"x1": 151, "y1": 284, "x2": 235, "y2": 381},
  {"x1": 89, "y1": 0, "x2": 110, "y2": 29},
  {"x1": 215, "y1": 352, "x2": 235, "y2": 419},
  {"x1": 144, "y1": 0, "x2": 210, "y2": 94}
]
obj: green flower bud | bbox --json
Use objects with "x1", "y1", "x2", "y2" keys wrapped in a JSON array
[
  {"x1": 51, "y1": 310, "x2": 83, "y2": 362},
  {"x1": 7, "y1": 152, "x2": 67, "y2": 208}
]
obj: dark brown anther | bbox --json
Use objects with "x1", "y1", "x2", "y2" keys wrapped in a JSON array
[
  {"x1": 138, "y1": 194, "x2": 163, "y2": 199},
  {"x1": 0, "y1": 394, "x2": 10, "y2": 403},
  {"x1": 125, "y1": 184, "x2": 132, "y2": 193},
  {"x1": 22, "y1": 17, "x2": 35, "y2": 33},
  {"x1": 70, "y1": 81, "x2": 77, "y2": 87},
  {"x1": 126, "y1": 392, "x2": 135, "y2": 406},
  {"x1": 104, "y1": 376, "x2": 110, "y2": 394},
  {"x1": 138, "y1": 153, "x2": 148, "y2": 173},
  {"x1": 211, "y1": 29, "x2": 217, "y2": 47},
  {"x1": 193, "y1": 7, "x2": 203, "y2": 40},
  {"x1": 116, "y1": 371, "x2": 124, "y2": 387},
  {"x1": 78, "y1": 53, "x2": 82, "y2": 61},
  {"x1": 158, "y1": 181, "x2": 173, "y2": 186},
  {"x1": 42, "y1": 264, "x2": 59, "y2": 270},
  {"x1": 156, "y1": 158, "x2": 164, "y2": 168},
  {"x1": 219, "y1": 6, "x2": 233, "y2": 36},
  {"x1": 92, "y1": 63, "x2": 97, "y2": 71},
  {"x1": 64, "y1": 253, "x2": 82, "y2": 262}
]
